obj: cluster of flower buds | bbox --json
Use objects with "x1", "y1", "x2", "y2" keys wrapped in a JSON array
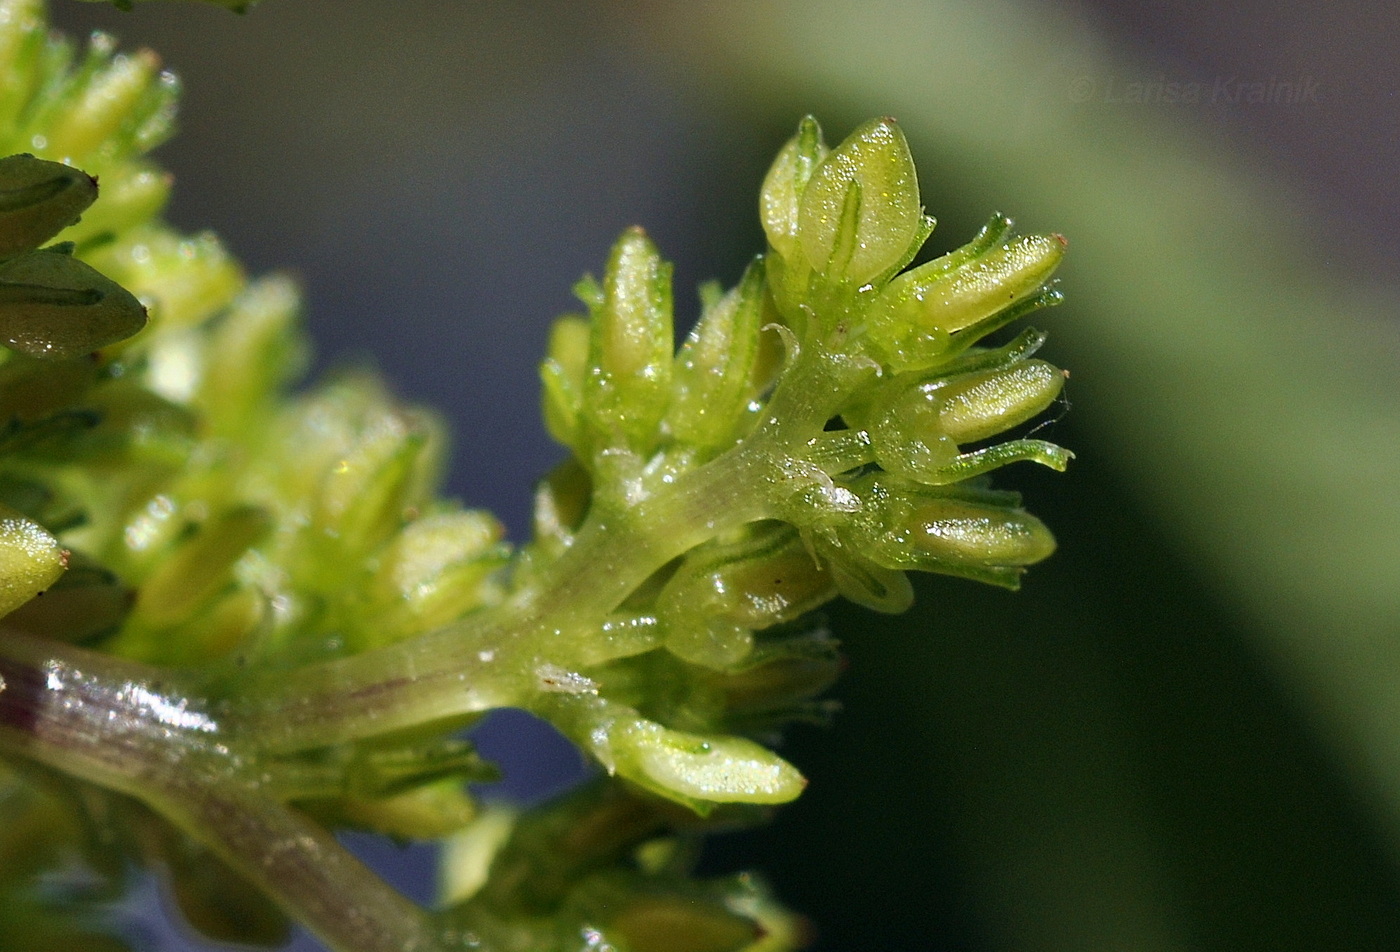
[
  {"x1": 0, "y1": 151, "x2": 149, "y2": 621},
  {"x1": 521, "y1": 116, "x2": 1070, "y2": 828},
  {"x1": 0, "y1": 5, "x2": 512, "y2": 885},
  {"x1": 0, "y1": 9, "x2": 1075, "y2": 942}
]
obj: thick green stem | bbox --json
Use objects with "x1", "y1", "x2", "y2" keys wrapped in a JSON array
[
  {"x1": 224, "y1": 345, "x2": 867, "y2": 754},
  {"x1": 227, "y1": 439, "x2": 779, "y2": 752}
]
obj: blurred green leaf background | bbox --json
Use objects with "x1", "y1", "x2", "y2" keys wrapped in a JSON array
[{"x1": 51, "y1": 1, "x2": 1400, "y2": 950}]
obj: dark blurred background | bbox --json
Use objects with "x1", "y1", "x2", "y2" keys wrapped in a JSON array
[{"x1": 49, "y1": 1, "x2": 1400, "y2": 950}]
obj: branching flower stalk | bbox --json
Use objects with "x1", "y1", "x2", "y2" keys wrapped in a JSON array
[{"x1": 0, "y1": 4, "x2": 1071, "y2": 951}]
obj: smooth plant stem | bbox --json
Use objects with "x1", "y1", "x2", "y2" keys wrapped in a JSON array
[
  {"x1": 160, "y1": 785, "x2": 455, "y2": 952},
  {"x1": 0, "y1": 632, "x2": 462, "y2": 952},
  {"x1": 0, "y1": 631, "x2": 228, "y2": 797}
]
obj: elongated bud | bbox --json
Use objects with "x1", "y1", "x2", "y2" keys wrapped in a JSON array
[
  {"x1": 668, "y1": 258, "x2": 765, "y2": 451},
  {"x1": 583, "y1": 227, "x2": 674, "y2": 452},
  {"x1": 0, "y1": 248, "x2": 146, "y2": 358},
  {"x1": 608, "y1": 714, "x2": 805, "y2": 807},
  {"x1": 906, "y1": 496, "x2": 1055, "y2": 566},
  {"x1": 759, "y1": 115, "x2": 827, "y2": 262},
  {"x1": 41, "y1": 43, "x2": 168, "y2": 162},
  {"x1": 843, "y1": 479, "x2": 1056, "y2": 588},
  {"x1": 871, "y1": 222, "x2": 1065, "y2": 370},
  {"x1": 0, "y1": 154, "x2": 97, "y2": 258},
  {"x1": 935, "y1": 359, "x2": 1066, "y2": 443},
  {"x1": 196, "y1": 276, "x2": 307, "y2": 432},
  {"x1": 539, "y1": 314, "x2": 589, "y2": 449},
  {"x1": 315, "y1": 414, "x2": 439, "y2": 559},
  {"x1": 0, "y1": 502, "x2": 66, "y2": 619},
  {"x1": 136, "y1": 505, "x2": 269, "y2": 627},
  {"x1": 546, "y1": 695, "x2": 806, "y2": 809},
  {"x1": 871, "y1": 359, "x2": 1066, "y2": 481},
  {"x1": 797, "y1": 117, "x2": 921, "y2": 286},
  {"x1": 603, "y1": 893, "x2": 761, "y2": 952},
  {"x1": 61, "y1": 165, "x2": 171, "y2": 246},
  {"x1": 90, "y1": 229, "x2": 242, "y2": 330}
]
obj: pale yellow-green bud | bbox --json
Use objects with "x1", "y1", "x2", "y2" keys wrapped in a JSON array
[
  {"x1": 60, "y1": 164, "x2": 171, "y2": 246},
  {"x1": 759, "y1": 115, "x2": 828, "y2": 263},
  {"x1": 40, "y1": 43, "x2": 165, "y2": 163},
  {"x1": 667, "y1": 258, "x2": 765, "y2": 452},
  {"x1": 935, "y1": 359, "x2": 1066, "y2": 443},
  {"x1": 539, "y1": 314, "x2": 589, "y2": 449},
  {"x1": 834, "y1": 477, "x2": 1057, "y2": 588},
  {"x1": 135, "y1": 505, "x2": 270, "y2": 627},
  {"x1": 796, "y1": 117, "x2": 922, "y2": 286},
  {"x1": 313, "y1": 411, "x2": 441, "y2": 559},
  {"x1": 0, "y1": 502, "x2": 66, "y2": 619},
  {"x1": 582, "y1": 227, "x2": 674, "y2": 453},
  {"x1": 368, "y1": 510, "x2": 508, "y2": 639},
  {"x1": 870, "y1": 359, "x2": 1066, "y2": 481},
  {"x1": 905, "y1": 496, "x2": 1057, "y2": 567},
  {"x1": 547, "y1": 695, "x2": 807, "y2": 808},
  {"x1": 86, "y1": 228, "x2": 243, "y2": 335},
  {"x1": 608, "y1": 715, "x2": 806, "y2": 806}
]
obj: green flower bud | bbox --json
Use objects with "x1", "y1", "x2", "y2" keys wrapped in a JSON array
[
  {"x1": 40, "y1": 43, "x2": 170, "y2": 162},
  {"x1": 546, "y1": 696, "x2": 806, "y2": 809},
  {"x1": 797, "y1": 117, "x2": 921, "y2": 286},
  {"x1": 368, "y1": 510, "x2": 509, "y2": 639},
  {"x1": 2, "y1": 549, "x2": 130, "y2": 642},
  {"x1": 583, "y1": 227, "x2": 674, "y2": 453},
  {"x1": 313, "y1": 412, "x2": 440, "y2": 560},
  {"x1": 759, "y1": 115, "x2": 827, "y2": 263},
  {"x1": 609, "y1": 715, "x2": 806, "y2": 807},
  {"x1": 539, "y1": 314, "x2": 589, "y2": 449},
  {"x1": 195, "y1": 276, "x2": 307, "y2": 433},
  {"x1": 843, "y1": 478, "x2": 1056, "y2": 588},
  {"x1": 659, "y1": 525, "x2": 834, "y2": 669},
  {"x1": 0, "y1": 154, "x2": 97, "y2": 259},
  {"x1": 870, "y1": 359, "x2": 1066, "y2": 481},
  {"x1": 935, "y1": 358, "x2": 1066, "y2": 443},
  {"x1": 668, "y1": 258, "x2": 765, "y2": 452},
  {"x1": 0, "y1": 248, "x2": 146, "y2": 358},
  {"x1": 0, "y1": 502, "x2": 66, "y2": 619},
  {"x1": 603, "y1": 891, "x2": 761, "y2": 952},
  {"x1": 135, "y1": 505, "x2": 269, "y2": 627},
  {"x1": 870, "y1": 222, "x2": 1065, "y2": 370},
  {"x1": 868, "y1": 225, "x2": 1064, "y2": 366},
  {"x1": 88, "y1": 228, "x2": 243, "y2": 332}
]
